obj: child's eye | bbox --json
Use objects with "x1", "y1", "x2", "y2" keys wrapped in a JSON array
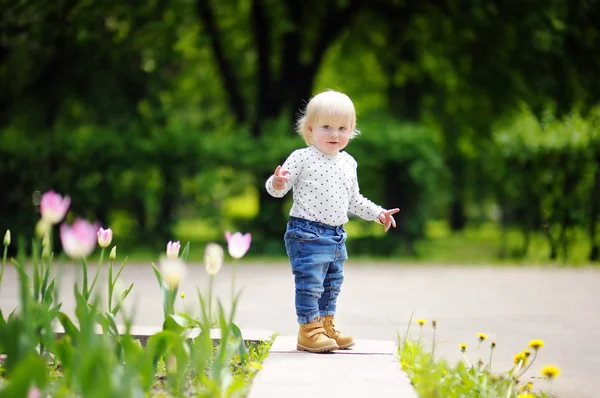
[
  {"x1": 322, "y1": 125, "x2": 330, "y2": 130},
  {"x1": 339, "y1": 127, "x2": 347, "y2": 132}
]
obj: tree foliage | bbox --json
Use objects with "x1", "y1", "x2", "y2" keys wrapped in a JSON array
[{"x1": 1, "y1": 0, "x2": 599, "y2": 260}]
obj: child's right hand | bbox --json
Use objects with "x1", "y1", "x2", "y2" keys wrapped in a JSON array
[{"x1": 272, "y1": 165, "x2": 290, "y2": 190}]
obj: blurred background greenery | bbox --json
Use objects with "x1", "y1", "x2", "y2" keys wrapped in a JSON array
[{"x1": 1, "y1": 0, "x2": 599, "y2": 265}]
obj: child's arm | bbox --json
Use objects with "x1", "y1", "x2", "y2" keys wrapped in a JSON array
[
  {"x1": 265, "y1": 150, "x2": 304, "y2": 198},
  {"x1": 377, "y1": 208, "x2": 400, "y2": 232},
  {"x1": 348, "y1": 159, "x2": 399, "y2": 231}
]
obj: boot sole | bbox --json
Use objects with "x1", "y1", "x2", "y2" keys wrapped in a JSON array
[
  {"x1": 337, "y1": 341, "x2": 355, "y2": 349},
  {"x1": 297, "y1": 343, "x2": 339, "y2": 353}
]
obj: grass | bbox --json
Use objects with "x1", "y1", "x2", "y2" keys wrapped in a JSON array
[
  {"x1": 101, "y1": 184, "x2": 596, "y2": 265},
  {"x1": 105, "y1": 217, "x2": 595, "y2": 266},
  {"x1": 398, "y1": 320, "x2": 559, "y2": 398},
  {"x1": 413, "y1": 221, "x2": 593, "y2": 266}
]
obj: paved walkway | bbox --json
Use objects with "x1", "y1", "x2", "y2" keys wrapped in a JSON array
[
  {"x1": 248, "y1": 336, "x2": 416, "y2": 398},
  {"x1": 1, "y1": 261, "x2": 598, "y2": 397}
]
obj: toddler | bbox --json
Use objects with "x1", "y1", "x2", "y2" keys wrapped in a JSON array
[{"x1": 265, "y1": 90, "x2": 399, "y2": 353}]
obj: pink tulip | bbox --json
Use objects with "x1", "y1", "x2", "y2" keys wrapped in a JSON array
[
  {"x1": 27, "y1": 387, "x2": 41, "y2": 398},
  {"x1": 166, "y1": 241, "x2": 180, "y2": 259},
  {"x1": 224, "y1": 231, "x2": 252, "y2": 259},
  {"x1": 40, "y1": 190, "x2": 71, "y2": 224},
  {"x1": 60, "y1": 219, "x2": 99, "y2": 259},
  {"x1": 97, "y1": 227, "x2": 113, "y2": 248}
]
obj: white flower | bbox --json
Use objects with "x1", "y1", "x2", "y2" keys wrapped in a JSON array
[
  {"x1": 159, "y1": 256, "x2": 187, "y2": 288},
  {"x1": 204, "y1": 243, "x2": 224, "y2": 276}
]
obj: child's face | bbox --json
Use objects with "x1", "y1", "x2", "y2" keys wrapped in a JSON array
[{"x1": 309, "y1": 118, "x2": 352, "y2": 156}]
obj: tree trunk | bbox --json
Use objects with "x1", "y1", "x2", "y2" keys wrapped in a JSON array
[
  {"x1": 196, "y1": 0, "x2": 246, "y2": 124},
  {"x1": 447, "y1": 153, "x2": 467, "y2": 231},
  {"x1": 382, "y1": 161, "x2": 417, "y2": 254},
  {"x1": 589, "y1": 153, "x2": 600, "y2": 261}
]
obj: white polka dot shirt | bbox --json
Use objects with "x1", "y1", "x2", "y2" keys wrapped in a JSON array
[{"x1": 265, "y1": 145, "x2": 384, "y2": 226}]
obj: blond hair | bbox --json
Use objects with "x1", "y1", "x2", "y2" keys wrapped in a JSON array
[{"x1": 296, "y1": 90, "x2": 360, "y2": 145}]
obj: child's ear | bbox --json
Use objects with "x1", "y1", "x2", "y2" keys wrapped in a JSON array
[{"x1": 308, "y1": 125, "x2": 312, "y2": 132}]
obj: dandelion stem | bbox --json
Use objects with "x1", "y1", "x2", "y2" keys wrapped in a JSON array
[
  {"x1": 517, "y1": 350, "x2": 538, "y2": 378},
  {"x1": 489, "y1": 347, "x2": 494, "y2": 373},
  {"x1": 462, "y1": 353, "x2": 471, "y2": 368},
  {"x1": 431, "y1": 326, "x2": 436, "y2": 361},
  {"x1": 505, "y1": 360, "x2": 523, "y2": 398}
]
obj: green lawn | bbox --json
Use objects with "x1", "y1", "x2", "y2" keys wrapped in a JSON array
[{"x1": 104, "y1": 218, "x2": 594, "y2": 266}]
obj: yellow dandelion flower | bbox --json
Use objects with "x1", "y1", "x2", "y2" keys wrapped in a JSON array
[
  {"x1": 514, "y1": 352, "x2": 527, "y2": 365},
  {"x1": 432, "y1": 320, "x2": 437, "y2": 328},
  {"x1": 541, "y1": 364, "x2": 560, "y2": 379},
  {"x1": 460, "y1": 343, "x2": 467, "y2": 352},
  {"x1": 528, "y1": 339, "x2": 544, "y2": 350},
  {"x1": 526, "y1": 382, "x2": 533, "y2": 390},
  {"x1": 491, "y1": 341, "x2": 496, "y2": 348},
  {"x1": 517, "y1": 394, "x2": 536, "y2": 398},
  {"x1": 522, "y1": 349, "x2": 531, "y2": 357},
  {"x1": 477, "y1": 333, "x2": 488, "y2": 341},
  {"x1": 180, "y1": 292, "x2": 186, "y2": 299},
  {"x1": 417, "y1": 319, "x2": 426, "y2": 326}
]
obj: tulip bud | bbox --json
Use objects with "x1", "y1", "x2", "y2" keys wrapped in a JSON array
[
  {"x1": 109, "y1": 246, "x2": 117, "y2": 260},
  {"x1": 166, "y1": 241, "x2": 181, "y2": 259},
  {"x1": 204, "y1": 243, "x2": 224, "y2": 276},
  {"x1": 97, "y1": 228, "x2": 113, "y2": 248},
  {"x1": 3, "y1": 230, "x2": 10, "y2": 247},
  {"x1": 35, "y1": 219, "x2": 51, "y2": 238}
]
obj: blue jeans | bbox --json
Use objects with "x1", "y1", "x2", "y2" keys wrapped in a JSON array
[{"x1": 284, "y1": 217, "x2": 348, "y2": 324}]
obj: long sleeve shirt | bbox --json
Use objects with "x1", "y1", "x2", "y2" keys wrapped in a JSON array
[{"x1": 265, "y1": 145, "x2": 384, "y2": 226}]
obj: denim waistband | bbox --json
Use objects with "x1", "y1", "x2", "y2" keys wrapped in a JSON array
[{"x1": 289, "y1": 216, "x2": 345, "y2": 234}]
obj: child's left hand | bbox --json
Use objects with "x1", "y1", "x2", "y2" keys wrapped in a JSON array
[{"x1": 379, "y1": 208, "x2": 400, "y2": 232}]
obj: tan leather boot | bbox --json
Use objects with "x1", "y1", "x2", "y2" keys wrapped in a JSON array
[
  {"x1": 297, "y1": 318, "x2": 339, "y2": 353},
  {"x1": 323, "y1": 315, "x2": 355, "y2": 349}
]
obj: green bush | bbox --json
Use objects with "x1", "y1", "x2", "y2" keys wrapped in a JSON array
[{"x1": 486, "y1": 104, "x2": 599, "y2": 261}]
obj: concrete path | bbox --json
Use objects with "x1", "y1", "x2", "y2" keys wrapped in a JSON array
[
  {"x1": 1, "y1": 261, "x2": 598, "y2": 397},
  {"x1": 248, "y1": 336, "x2": 416, "y2": 398}
]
